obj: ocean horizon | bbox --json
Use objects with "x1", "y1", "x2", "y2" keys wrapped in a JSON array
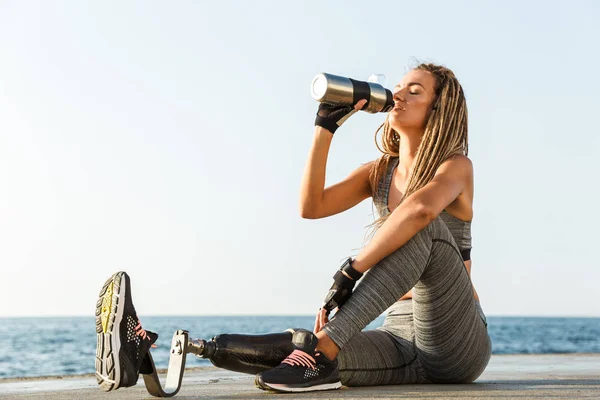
[{"x1": 1, "y1": 316, "x2": 599, "y2": 379}]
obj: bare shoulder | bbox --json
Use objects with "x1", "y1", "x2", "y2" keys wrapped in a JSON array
[
  {"x1": 349, "y1": 159, "x2": 376, "y2": 178},
  {"x1": 438, "y1": 155, "x2": 474, "y2": 218},
  {"x1": 359, "y1": 159, "x2": 377, "y2": 170},
  {"x1": 351, "y1": 159, "x2": 377, "y2": 184},
  {"x1": 353, "y1": 159, "x2": 377, "y2": 194},
  {"x1": 437, "y1": 154, "x2": 473, "y2": 178}
]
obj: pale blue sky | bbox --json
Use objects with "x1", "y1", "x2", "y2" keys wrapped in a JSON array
[{"x1": 1, "y1": 1, "x2": 598, "y2": 317}]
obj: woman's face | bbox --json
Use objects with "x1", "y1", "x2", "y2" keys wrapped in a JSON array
[{"x1": 388, "y1": 69, "x2": 437, "y2": 132}]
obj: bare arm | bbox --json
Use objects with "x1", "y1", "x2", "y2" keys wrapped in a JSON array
[
  {"x1": 299, "y1": 126, "x2": 373, "y2": 219},
  {"x1": 351, "y1": 156, "x2": 473, "y2": 273}
]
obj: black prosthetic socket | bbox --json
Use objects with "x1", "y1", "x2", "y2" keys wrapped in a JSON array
[{"x1": 196, "y1": 330, "x2": 297, "y2": 375}]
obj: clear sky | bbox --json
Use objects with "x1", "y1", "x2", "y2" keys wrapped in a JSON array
[{"x1": 1, "y1": 1, "x2": 599, "y2": 317}]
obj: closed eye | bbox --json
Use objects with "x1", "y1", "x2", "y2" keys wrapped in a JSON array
[{"x1": 394, "y1": 82, "x2": 427, "y2": 94}]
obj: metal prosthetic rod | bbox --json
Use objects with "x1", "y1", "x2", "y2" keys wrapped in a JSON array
[
  {"x1": 140, "y1": 329, "x2": 296, "y2": 397},
  {"x1": 187, "y1": 338, "x2": 216, "y2": 359},
  {"x1": 140, "y1": 330, "x2": 189, "y2": 398}
]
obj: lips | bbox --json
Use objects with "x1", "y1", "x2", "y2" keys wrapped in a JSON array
[{"x1": 393, "y1": 105, "x2": 406, "y2": 111}]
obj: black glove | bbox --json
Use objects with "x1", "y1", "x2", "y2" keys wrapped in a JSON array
[
  {"x1": 314, "y1": 103, "x2": 359, "y2": 134},
  {"x1": 321, "y1": 258, "x2": 364, "y2": 314}
]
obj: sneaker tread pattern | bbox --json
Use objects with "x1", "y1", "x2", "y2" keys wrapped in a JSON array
[{"x1": 95, "y1": 272, "x2": 123, "y2": 391}]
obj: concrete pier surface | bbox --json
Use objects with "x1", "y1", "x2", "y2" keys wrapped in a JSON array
[{"x1": 1, "y1": 354, "x2": 599, "y2": 399}]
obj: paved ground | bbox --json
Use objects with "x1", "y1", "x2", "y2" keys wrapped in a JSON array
[{"x1": 1, "y1": 354, "x2": 599, "y2": 399}]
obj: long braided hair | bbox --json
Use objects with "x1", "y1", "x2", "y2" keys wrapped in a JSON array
[{"x1": 365, "y1": 63, "x2": 469, "y2": 238}]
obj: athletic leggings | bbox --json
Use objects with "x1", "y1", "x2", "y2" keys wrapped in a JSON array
[
  {"x1": 203, "y1": 216, "x2": 490, "y2": 385},
  {"x1": 328, "y1": 216, "x2": 491, "y2": 386}
]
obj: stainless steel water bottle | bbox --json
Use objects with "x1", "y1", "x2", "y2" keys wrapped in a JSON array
[{"x1": 311, "y1": 72, "x2": 394, "y2": 113}]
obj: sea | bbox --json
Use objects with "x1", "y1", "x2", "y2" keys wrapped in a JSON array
[{"x1": 1, "y1": 316, "x2": 599, "y2": 379}]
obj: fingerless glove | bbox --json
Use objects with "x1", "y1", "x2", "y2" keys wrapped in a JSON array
[{"x1": 314, "y1": 103, "x2": 358, "y2": 134}]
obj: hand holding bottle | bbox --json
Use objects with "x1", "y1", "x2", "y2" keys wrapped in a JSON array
[{"x1": 314, "y1": 99, "x2": 368, "y2": 134}]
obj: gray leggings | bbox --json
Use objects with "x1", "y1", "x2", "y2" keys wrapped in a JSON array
[{"x1": 325, "y1": 216, "x2": 492, "y2": 386}]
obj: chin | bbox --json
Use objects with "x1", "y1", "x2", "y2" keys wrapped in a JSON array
[{"x1": 388, "y1": 117, "x2": 405, "y2": 131}]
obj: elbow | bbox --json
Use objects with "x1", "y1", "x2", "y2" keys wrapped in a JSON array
[
  {"x1": 299, "y1": 206, "x2": 320, "y2": 219},
  {"x1": 412, "y1": 202, "x2": 437, "y2": 225},
  {"x1": 300, "y1": 210, "x2": 318, "y2": 219},
  {"x1": 299, "y1": 196, "x2": 323, "y2": 219}
]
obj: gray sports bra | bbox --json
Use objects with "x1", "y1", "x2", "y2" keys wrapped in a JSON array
[{"x1": 373, "y1": 157, "x2": 472, "y2": 260}]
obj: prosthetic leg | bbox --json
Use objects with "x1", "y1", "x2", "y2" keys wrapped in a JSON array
[
  {"x1": 140, "y1": 329, "x2": 296, "y2": 397},
  {"x1": 190, "y1": 329, "x2": 296, "y2": 374}
]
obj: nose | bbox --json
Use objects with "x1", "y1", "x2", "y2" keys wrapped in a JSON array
[{"x1": 393, "y1": 89, "x2": 406, "y2": 103}]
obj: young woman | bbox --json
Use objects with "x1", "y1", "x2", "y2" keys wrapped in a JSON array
[{"x1": 95, "y1": 63, "x2": 491, "y2": 394}]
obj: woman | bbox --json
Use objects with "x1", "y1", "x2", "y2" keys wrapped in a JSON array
[{"x1": 95, "y1": 63, "x2": 491, "y2": 393}]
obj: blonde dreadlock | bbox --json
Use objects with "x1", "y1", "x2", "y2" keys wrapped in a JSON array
[{"x1": 365, "y1": 63, "x2": 469, "y2": 239}]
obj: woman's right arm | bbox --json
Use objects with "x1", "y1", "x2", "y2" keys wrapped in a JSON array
[{"x1": 299, "y1": 126, "x2": 373, "y2": 219}]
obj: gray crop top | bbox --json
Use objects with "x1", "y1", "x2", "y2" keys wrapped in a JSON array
[{"x1": 373, "y1": 157, "x2": 472, "y2": 260}]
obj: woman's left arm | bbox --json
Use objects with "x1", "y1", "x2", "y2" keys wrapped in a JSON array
[{"x1": 351, "y1": 156, "x2": 472, "y2": 274}]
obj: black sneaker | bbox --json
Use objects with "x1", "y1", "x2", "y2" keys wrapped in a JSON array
[
  {"x1": 255, "y1": 329, "x2": 342, "y2": 392},
  {"x1": 95, "y1": 271, "x2": 158, "y2": 391}
]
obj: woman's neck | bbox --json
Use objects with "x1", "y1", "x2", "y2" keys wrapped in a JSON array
[{"x1": 397, "y1": 132, "x2": 423, "y2": 175}]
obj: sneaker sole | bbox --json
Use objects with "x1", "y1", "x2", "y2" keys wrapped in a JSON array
[
  {"x1": 255, "y1": 375, "x2": 342, "y2": 393},
  {"x1": 95, "y1": 271, "x2": 127, "y2": 391}
]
